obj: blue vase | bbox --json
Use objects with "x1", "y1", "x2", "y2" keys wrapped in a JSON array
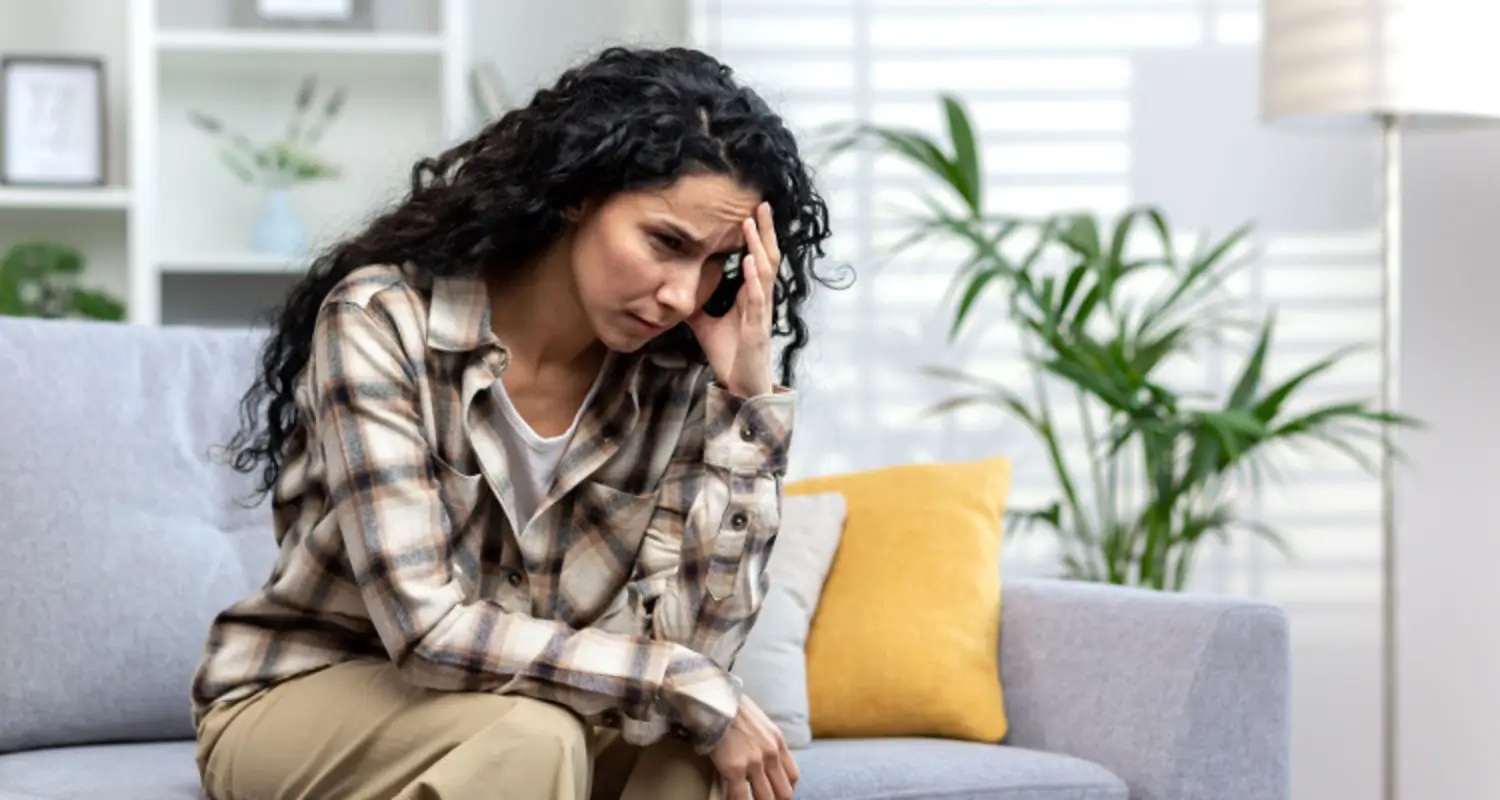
[{"x1": 250, "y1": 187, "x2": 307, "y2": 257}]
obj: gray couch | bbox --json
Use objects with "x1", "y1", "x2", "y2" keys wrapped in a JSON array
[{"x1": 0, "y1": 316, "x2": 1291, "y2": 800}]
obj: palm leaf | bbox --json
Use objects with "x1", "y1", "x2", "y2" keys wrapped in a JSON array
[
  {"x1": 1226, "y1": 316, "x2": 1275, "y2": 412},
  {"x1": 1055, "y1": 213, "x2": 1102, "y2": 262},
  {"x1": 1251, "y1": 344, "x2": 1365, "y2": 422},
  {"x1": 941, "y1": 94, "x2": 983, "y2": 214}
]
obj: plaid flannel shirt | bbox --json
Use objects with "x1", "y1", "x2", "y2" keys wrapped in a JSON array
[{"x1": 190, "y1": 262, "x2": 795, "y2": 752}]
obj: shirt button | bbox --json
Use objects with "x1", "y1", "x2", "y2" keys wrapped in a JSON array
[
  {"x1": 506, "y1": 570, "x2": 523, "y2": 587},
  {"x1": 729, "y1": 511, "x2": 748, "y2": 530}
]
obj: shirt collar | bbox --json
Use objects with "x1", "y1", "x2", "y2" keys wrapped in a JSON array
[{"x1": 418, "y1": 265, "x2": 497, "y2": 354}]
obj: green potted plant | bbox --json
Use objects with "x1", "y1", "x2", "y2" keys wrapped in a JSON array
[
  {"x1": 188, "y1": 74, "x2": 346, "y2": 257},
  {"x1": 821, "y1": 96, "x2": 1419, "y2": 591},
  {"x1": 0, "y1": 241, "x2": 126, "y2": 321}
]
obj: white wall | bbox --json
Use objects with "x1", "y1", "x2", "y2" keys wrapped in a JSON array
[
  {"x1": 1398, "y1": 130, "x2": 1500, "y2": 799},
  {"x1": 468, "y1": 0, "x2": 686, "y2": 108}
]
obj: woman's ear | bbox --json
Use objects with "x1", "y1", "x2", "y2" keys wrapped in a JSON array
[{"x1": 563, "y1": 198, "x2": 596, "y2": 223}]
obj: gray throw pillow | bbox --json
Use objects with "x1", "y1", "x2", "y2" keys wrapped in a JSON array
[{"x1": 732, "y1": 492, "x2": 847, "y2": 748}]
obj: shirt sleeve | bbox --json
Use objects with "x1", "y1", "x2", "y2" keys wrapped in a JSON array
[
  {"x1": 310, "y1": 298, "x2": 726, "y2": 741},
  {"x1": 611, "y1": 369, "x2": 797, "y2": 751}
]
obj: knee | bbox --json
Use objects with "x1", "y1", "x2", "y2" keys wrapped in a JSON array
[
  {"x1": 508, "y1": 699, "x2": 589, "y2": 749},
  {"x1": 478, "y1": 697, "x2": 590, "y2": 767},
  {"x1": 631, "y1": 738, "x2": 721, "y2": 799}
]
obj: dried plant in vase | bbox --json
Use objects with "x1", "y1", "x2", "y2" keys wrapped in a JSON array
[{"x1": 188, "y1": 75, "x2": 348, "y2": 256}]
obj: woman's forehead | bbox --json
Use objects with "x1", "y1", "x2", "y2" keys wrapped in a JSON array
[{"x1": 632, "y1": 175, "x2": 761, "y2": 248}]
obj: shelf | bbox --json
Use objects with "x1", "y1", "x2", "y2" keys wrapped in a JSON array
[
  {"x1": 156, "y1": 30, "x2": 445, "y2": 57},
  {"x1": 159, "y1": 252, "x2": 312, "y2": 275},
  {"x1": 0, "y1": 186, "x2": 131, "y2": 212}
]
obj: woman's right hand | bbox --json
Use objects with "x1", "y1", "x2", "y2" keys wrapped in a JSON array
[{"x1": 709, "y1": 695, "x2": 798, "y2": 800}]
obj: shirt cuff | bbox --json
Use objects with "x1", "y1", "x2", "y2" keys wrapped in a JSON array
[
  {"x1": 659, "y1": 646, "x2": 743, "y2": 754},
  {"x1": 702, "y1": 383, "x2": 796, "y2": 474}
]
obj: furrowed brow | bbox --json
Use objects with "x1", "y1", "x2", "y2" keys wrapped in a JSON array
[{"x1": 658, "y1": 219, "x2": 743, "y2": 257}]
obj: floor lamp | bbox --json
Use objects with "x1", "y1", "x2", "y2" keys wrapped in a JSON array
[{"x1": 1259, "y1": 2, "x2": 1500, "y2": 799}]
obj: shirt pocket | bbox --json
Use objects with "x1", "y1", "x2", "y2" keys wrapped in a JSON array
[
  {"x1": 431, "y1": 455, "x2": 487, "y2": 595},
  {"x1": 558, "y1": 480, "x2": 658, "y2": 624},
  {"x1": 431, "y1": 455, "x2": 484, "y2": 530}
]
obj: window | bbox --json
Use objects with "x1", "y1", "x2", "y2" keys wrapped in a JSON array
[{"x1": 692, "y1": 2, "x2": 1385, "y2": 797}]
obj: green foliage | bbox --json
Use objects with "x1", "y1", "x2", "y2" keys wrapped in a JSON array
[
  {"x1": 823, "y1": 95, "x2": 1420, "y2": 591},
  {"x1": 0, "y1": 241, "x2": 125, "y2": 321},
  {"x1": 189, "y1": 74, "x2": 346, "y2": 187}
]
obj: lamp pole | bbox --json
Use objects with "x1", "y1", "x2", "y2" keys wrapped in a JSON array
[{"x1": 1377, "y1": 110, "x2": 1402, "y2": 800}]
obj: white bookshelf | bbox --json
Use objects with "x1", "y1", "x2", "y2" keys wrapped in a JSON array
[
  {"x1": 122, "y1": 0, "x2": 472, "y2": 327},
  {"x1": 0, "y1": 187, "x2": 132, "y2": 211},
  {"x1": 155, "y1": 29, "x2": 446, "y2": 56},
  {"x1": 158, "y1": 251, "x2": 312, "y2": 274}
]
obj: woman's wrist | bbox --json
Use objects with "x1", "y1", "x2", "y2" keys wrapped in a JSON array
[{"x1": 725, "y1": 382, "x2": 772, "y2": 400}]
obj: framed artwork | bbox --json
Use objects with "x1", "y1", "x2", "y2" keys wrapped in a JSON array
[
  {"x1": 0, "y1": 56, "x2": 106, "y2": 186},
  {"x1": 231, "y1": 0, "x2": 374, "y2": 30}
]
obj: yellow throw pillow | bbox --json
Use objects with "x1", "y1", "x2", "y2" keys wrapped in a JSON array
[{"x1": 786, "y1": 457, "x2": 1012, "y2": 742}]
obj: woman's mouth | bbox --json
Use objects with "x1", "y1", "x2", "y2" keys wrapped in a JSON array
[{"x1": 628, "y1": 313, "x2": 666, "y2": 334}]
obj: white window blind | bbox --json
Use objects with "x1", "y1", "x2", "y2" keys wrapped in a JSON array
[{"x1": 691, "y1": 2, "x2": 1385, "y2": 797}]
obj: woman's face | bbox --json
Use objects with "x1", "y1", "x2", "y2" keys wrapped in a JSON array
[{"x1": 566, "y1": 172, "x2": 762, "y2": 352}]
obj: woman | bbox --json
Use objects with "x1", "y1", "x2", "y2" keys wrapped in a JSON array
[{"x1": 191, "y1": 46, "x2": 835, "y2": 800}]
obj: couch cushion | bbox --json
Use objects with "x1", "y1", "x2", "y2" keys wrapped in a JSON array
[
  {"x1": 732, "y1": 492, "x2": 847, "y2": 749},
  {"x1": 0, "y1": 318, "x2": 277, "y2": 753},
  {"x1": 0, "y1": 741, "x2": 202, "y2": 800},
  {"x1": 0, "y1": 738, "x2": 1128, "y2": 800},
  {"x1": 787, "y1": 459, "x2": 1013, "y2": 743},
  {"x1": 792, "y1": 738, "x2": 1127, "y2": 800}
]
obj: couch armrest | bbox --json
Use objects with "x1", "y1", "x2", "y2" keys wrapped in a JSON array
[{"x1": 998, "y1": 578, "x2": 1290, "y2": 800}]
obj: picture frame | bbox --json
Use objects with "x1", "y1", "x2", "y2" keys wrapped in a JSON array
[
  {"x1": 230, "y1": 0, "x2": 374, "y2": 30},
  {"x1": 0, "y1": 56, "x2": 107, "y2": 187}
]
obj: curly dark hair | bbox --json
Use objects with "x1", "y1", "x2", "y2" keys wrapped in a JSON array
[{"x1": 224, "y1": 45, "x2": 839, "y2": 500}]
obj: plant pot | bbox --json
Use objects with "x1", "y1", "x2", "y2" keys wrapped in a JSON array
[{"x1": 250, "y1": 186, "x2": 307, "y2": 257}]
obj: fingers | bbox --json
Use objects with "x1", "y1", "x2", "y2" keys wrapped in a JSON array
[
  {"x1": 769, "y1": 729, "x2": 797, "y2": 797},
  {"x1": 765, "y1": 752, "x2": 795, "y2": 799},
  {"x1": 743, "y1": 205, "x2": 779, "y2": 297},
  {"x1": 738, "y1": 254, "x2": 767, "y2": 325},
  {"x1": 753, "y1": 722, "x2": 794, "y2": 800},
  {"x1": 736, "y1": 681, "x2": 796, "y2": 798},
  {"x1": 780, "y1": 737, "x2": 800, "y2": 787},
  {"x1": 748, "y1": 763, "x2": 776, "y2": 800},
  {"x1": 740, "y1": 221, "x2": 772, "y2": 336},
  {"x1": 717, "y1": 731, "x2": 793, "y2": 799},
  {"x1": 756, "y1": 201, "x2": 781, "y2": 275}
]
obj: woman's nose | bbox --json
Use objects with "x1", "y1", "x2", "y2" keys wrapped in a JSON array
[{"x1": 657, "y1": 272, "x2": 700, "y2": 318}]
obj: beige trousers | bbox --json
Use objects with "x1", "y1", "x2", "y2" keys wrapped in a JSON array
[{"x1": 195, "y1": 659, "x2": 723, "y2": 800}]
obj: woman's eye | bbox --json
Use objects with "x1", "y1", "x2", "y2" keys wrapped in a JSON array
[{"x1": 652, "y1": 232, "x2": 683, "y2": 251}]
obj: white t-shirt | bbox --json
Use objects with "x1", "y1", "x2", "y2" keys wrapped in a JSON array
[{"x1": 490, "y1": 357, "x2": 610, "y2": 531}]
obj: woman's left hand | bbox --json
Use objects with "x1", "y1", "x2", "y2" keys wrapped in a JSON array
[{"x1": 687, "y1": 201, "x2": 779, "y2": 399}]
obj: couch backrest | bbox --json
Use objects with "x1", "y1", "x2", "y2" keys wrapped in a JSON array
[{"x1": 0, "y1": 317, "x2": 278, "y2": 753}]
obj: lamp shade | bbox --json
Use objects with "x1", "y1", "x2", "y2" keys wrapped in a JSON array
[{"x1": 1262, "y1": 0, "x2": 1500, "y2": 126}]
